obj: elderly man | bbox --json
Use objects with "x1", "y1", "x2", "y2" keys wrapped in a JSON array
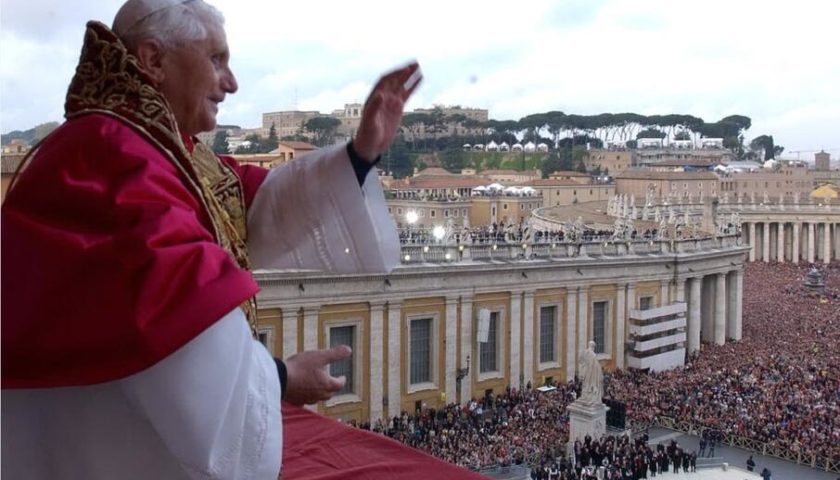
[{"x1": 1, "y1": 0, "x2": 419, "y2": 478}]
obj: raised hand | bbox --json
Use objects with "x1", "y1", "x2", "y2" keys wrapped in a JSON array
[
  {"x1": 353, "y1": 62, "x2": 422, "y2": 163},
  {"x1": 283, "y1": 345, "x2": 353, "y2": 405}
]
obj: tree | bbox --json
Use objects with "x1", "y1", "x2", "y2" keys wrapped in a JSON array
[
  {"x1": 636, "y1": 128, "x2": 666, "y2": 139},
  {"x1": 439, "y1": 147, "x2": 466, "y2": 172},
  {"x1": 211, "y1": 129, "x2": 229, "y2": 154},
  {"x1": 749, "y1": 134, "x2": 783, "y2": 161},
  {"x1": 265, "y1": 124, "x2": 279, "y2": 152},
  {"x1": 234, "y1": 134, "x2": 265, "y2": 154},
  {"x1": 383, "y1": 136, "x2": 414, "y2": 178},
  {"x1": 304, "y1": 116, "x2": 341, "y2": 146}
]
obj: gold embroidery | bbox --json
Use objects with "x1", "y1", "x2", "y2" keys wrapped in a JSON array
[{"x1": 63, "y1": 21, "x2": 259, "y2": 333}]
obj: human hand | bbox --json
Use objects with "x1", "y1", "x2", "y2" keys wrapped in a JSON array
[
  {"x1": 353, "y1": 61, "x2": 422, "y2": 163},
  {"x1": 283, "y1": 345, "x2": 352, "y2": 405}
]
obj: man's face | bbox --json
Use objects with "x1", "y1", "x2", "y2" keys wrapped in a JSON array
[{"x1": 159, "y1": 22, "x2": 237, "y2": 136}]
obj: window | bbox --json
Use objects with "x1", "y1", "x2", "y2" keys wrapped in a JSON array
[
  {"x1": 397, "y1": 208, "x2": 403, "y2": 215},
  {"x1": 257, "y1": 326, "x2": 275, "y2": 355},
  {"x1": 329, "y1": 326, "x2": 355, "y2": 395},
  {"x1": 639, "y1": 296, "x2": 654, "y2": 311},
  {"x1": 430, "y1": 210, "x2": 436, "y2": 218},
  {"x1": 592, "y1": 301, "x2": 607, "y2": 354},
  {"x1": 444, "y1": 209, "x2": 449, "y2": 217},
  {"x1": 479, "y1": 311, "x2": 499, "y2": 373},
  {"x1": 539, "y1": 306, "x2": 557, "y2": 363},
  {"x1": 503, "y1": 203, "x2": 508, "y2": 210},
  {"x1": 409, "y1": 317, "x2": 433, "y2": 385},
  {"x1": 454, "y1": 209, "x2": 459, "y2": 217}
]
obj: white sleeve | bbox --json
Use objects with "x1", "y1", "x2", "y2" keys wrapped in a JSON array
[
  {"x1": 246, "y1": 144, "x2": 400, "y2": 273},
  {"x1": 119, "y1": 308, "x2": 282, "y2": 480}
]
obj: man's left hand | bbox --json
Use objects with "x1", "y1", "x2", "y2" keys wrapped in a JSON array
[{"x1": 353, "y1": 62, "x2": 422, "y2": 163}]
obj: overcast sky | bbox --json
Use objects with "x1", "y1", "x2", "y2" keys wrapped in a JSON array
[{"x1": 1, "y1": 0, "x2": 838, "y2": 158}]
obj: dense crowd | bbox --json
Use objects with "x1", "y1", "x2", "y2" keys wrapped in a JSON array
[
  {"x1": 367, "y1": 385, "x2": 576, "y2": 470},
  {"x1": 532, "y1": 435, "x2": 697, "y2": 480},
  {"x1": 607, "y1": 262, "x2": 840, "y2": 462},
  {"x1": 351, "y1": 262, "x2": 839, "y2": 471}
]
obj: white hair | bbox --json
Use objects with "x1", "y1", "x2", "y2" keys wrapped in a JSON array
[{"x1": 113, "y1": 0, "x2": 224, "y2": 51}]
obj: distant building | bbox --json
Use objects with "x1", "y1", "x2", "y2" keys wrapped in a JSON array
[
  {"x1": 615, "y1": 170, "x2": 719, "y2": 200},
  {"x1": 481, "y1": 169, "x2": 541, "y2": 184},
  {"x1": 471, "y1": 195, "x2": 541, "y2": 226},
  {"x1": 1, "y1": 139, "x2": 31, "y2": 155},
  {"x1": 1, "y1": 153, "x2": 25, "y2": 200},
  {"x1": 635, "y1": 146, "x2": 735, "y2": 167},
  {"x1": 815, "y1": 150, "x2": 831, "y2": 171},
  {"x1": 270, "y1": 141, "x2": 318, "y2": 163},
  {"x1": 722, "y1": 165, "x2": 814, "y2": 202},
  {"x1": 584, "y1": 149, "x2": 634, "y2": 175},
  {"x1": 262, "y1": 110, "x2": 320, "y2": 139},
  {"x1": 524, "y1": 178, "x2": 614, "y2": 208},
  {"x1": 548, "y1": 170, "x2": 592, "y2": 185}
]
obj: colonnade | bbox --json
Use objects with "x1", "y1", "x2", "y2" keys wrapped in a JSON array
[
  {"x1": 744, "y1": 220, "x2": 839, "y2": 264},
  {"x1": 683, "y1": 269, "x2": 743, "y2": 354}
]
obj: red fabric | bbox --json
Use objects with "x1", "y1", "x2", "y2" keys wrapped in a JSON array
[
  {"x1": 282, "y1": 403, "x2": 488, "y2": 479},
  {"x1": 1, "y1": 114, "x2": 262, "y2": 388}
]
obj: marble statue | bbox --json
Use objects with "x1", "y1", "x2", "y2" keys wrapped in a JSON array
[{"x1": 577, "y1": 341, "x2": 603, "y2": 405}]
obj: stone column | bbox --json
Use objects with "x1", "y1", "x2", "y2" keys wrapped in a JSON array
[
  {"x1": 808, "y1": 223, "x2": 816, "y2": 263},
  {"x1": 792, "y1": 223, "x2": 801, "y2": 263},
  {"x1": 510, "y1": 291, "x2": 522, "y2": 388},
  {"x1": 522, "y1": 291, "x2": 535, "y2": 386},
  {"x1": 577, "y1": 288, "x2": 589, "y2": 360},
  {"x1": 303, "y1": 306, "x2": 320, "y2": 351},
  {"x1": 733, "y1": 270, "x2": 743, "y2": 340},
  {"x1": 459, "y1": 296, "x2": 474, "y2": 403},
  {"x1": 714, "y1": 273, "x2": 726, "y2": 346},
  {"x1": 762, "y1": 222, "x2": 770, "y2": 262},
  {"x1": 749, "y1": 222, "x2": 756, "y2": 262},
  {"x1": 824, "y1": 222, "x2": 832, "y2": 264},
  {"x1": 726, "y1": 272, "x2": 738, "y2": 340},
  {"x1": 777, "y1": 222, "x2": 785, "y2": 262},
  {"x1": 688, "y1": 277, "x2": 702, "y2": 354},
  {"x1": 369, "y1": 301, "x2": 385, "y2": 423},
  {"x1": 303, "y1": 306, "x2": 321, "y2": 411},
  {"x1": 444, "y1": 296, "x2": 458, "y2": 403},
  {"x1": 615, "y1": 284, "x2": 627, "y2": 369},
  {"x1": 282, "y1": 306, "x2": 299, "y2": 358},
  {"x1": 387, "y1": 301, "x2": 402, "y2": 418},
  {"x1": 676, "y1": 278, "x2": 686, "y2": 303},
  {"x1": 565, "y1": 288, "x2": 578, "y2": 382},
  {"x1": 660, "y1": 280, "x2": 670, "y2": 306}
]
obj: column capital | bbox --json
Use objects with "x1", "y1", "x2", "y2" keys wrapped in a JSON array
[
  {"x1": 445, "y1": 296, "x2": 459, "y2": 306},
  {"x1": 369, "y1": 300, "x2": 386, "y2": 311},
  {"x1": 522, "y1": 290, "x2": 536, "y2": 299},
  {"x1": 386, "y1": 300, "x2": 402, "y2": 310},
  {"x1": 302, "y1": 305, "x2": 321, "y2": 315}
]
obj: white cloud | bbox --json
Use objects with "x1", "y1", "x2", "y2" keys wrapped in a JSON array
[{"x1": 0, "y1": 0, "x2": 837, "y2": 153}]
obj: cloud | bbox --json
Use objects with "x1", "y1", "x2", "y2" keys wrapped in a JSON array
[{"x1": 0, "y1": 0, "x2": 838, "y2": 153}]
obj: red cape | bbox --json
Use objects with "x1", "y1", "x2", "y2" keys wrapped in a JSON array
[
  {"x1": 1, "y1": 114, "x2": 267, "y2": 388},
  {"x1": 282, "y1": 403, "x2": 489, "y2": 479}
]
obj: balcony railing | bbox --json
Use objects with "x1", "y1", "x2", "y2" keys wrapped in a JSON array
[{"x1": 396, "y1": 228, "x2": 743, "y2": 264}]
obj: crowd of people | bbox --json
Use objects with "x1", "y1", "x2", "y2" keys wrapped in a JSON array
[
  {"x1": 606, "y1": 262, "x2": 840, "y2": 463},
  {"x1": 531, "y1": 435, "x2": 697, "y2": 480},
  {"x1": 351, "y1": 262, "x2": 839, "y2": 474}
]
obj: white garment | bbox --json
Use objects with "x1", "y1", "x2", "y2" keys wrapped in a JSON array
[
  {"x1": 2, "y1": 309, "x2": 280, "y2": 480},
  {"x1": 2, "y1": 144, "x2": 400, "y2": 479},
  {"x1": 247, "y1": 143, "x2": 400, "y2": 273}
]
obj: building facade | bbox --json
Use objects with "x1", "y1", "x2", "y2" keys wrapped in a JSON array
[
  {"x1": 584, "y1": 149, "x2": 635, "y2": 176},
  {"x1": 253, "y1": 237, "x2": 747, "y2": 423},
  {"x1": 262, "y1": 110, "x2": 320, "y2": 138},
  {"x1": 616, "y1": 171, "x2": 719, "y2": 200}
]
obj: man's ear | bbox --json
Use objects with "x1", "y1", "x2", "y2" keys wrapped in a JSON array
[{"x1": 134, "y1": 39, "x2": 167, "y2": 84}]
